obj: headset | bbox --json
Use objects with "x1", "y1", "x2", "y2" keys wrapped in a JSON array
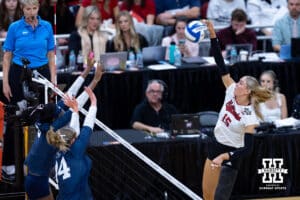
[{"x1": 147, "y1": 79, "x2": 168, "y2": 101}]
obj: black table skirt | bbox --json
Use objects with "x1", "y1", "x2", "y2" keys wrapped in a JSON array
[{"x1": 87, "y1": 129, "x2": 300, "y2": 199}]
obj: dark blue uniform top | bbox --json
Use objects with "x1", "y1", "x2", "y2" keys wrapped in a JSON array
[
  {"x1": 56, "y1": 126, "x2": 93, "y2": 200},
  {"x1": 24, "y1": 102, "x2": 71, "y2": 176}
]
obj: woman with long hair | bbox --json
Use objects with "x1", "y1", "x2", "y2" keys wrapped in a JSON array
[
  {"x1": 0, "y1": 0, "x2": 22, "y2": 38},
  {"x1": 47, "y1": 87, "x2": 97, "y2": 199},
  {"x1": 69, "y1": 5, "x2": 107, "y2": 64},
  {"x1": 106, "y1": 11, "x2": 148, "y2": 55},
  {"x1": 201, "y1": 20, "x2": 272, "y2": 200},
  {"x1": 259, "y1": 70, "x2": 288, "y2": 122},
  {"x1": 24, "y1": 60, "x2": 103, "y2": 200}
]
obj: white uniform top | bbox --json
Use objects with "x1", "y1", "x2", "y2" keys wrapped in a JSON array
[
  {"x1": 259, "y1": 93, "x2": 282, "y2": 123},
  {"x1": 214, "y1": 83, "x2": 259, "y2": 148}
]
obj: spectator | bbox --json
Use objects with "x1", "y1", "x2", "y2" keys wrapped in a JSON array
[
  {"x1": 2, "y1": 0, "x2": 55, "y2": 180},
  {"x1": 120, "y1": 0, "x2": 156, "y2": 25},
  {"x1": 69, "y1": 5, "x2": 107, "y2": 63},
  {"x1": 155, "y1": 0, "x2": 200, "y2": 26},
  {"x1": 272, "y1": 0, "x2": 300, "y2": 52},
  {"x1": 207, "y1": 0, "x2": 246, "y2": 26},
  {"x1": 131, "y1": 79, "x2": 178, "y2": 135},
  {"x1": 259, "y1": 70, "x2": 288, "y2": 123},
  {"x1": 216, "y1": 9, "x2": 257, "y2": 54},
  {"x1": 120, "y1": 0, "x2": 164, "y2": 46},
  {"x1": 75, "y1": 0, "x2": 119, "y2": 27},
  {"x1": 0, "y1": 0, "x2": 22, "y2": 38},
  {"x1": 162, "y1": 17, "x2": 199, "y2": 59},
  {"x1": 247, "y1": 0, "x2": 287, "y2": 36},
  {"x1": 106, "y1": 11, "x2": 148, "y2": 55}
]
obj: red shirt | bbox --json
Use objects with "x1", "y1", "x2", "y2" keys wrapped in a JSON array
[
  {"x1": 120, "y1": 0, "x2": 156, "y2": 22},
  {"x1": 216, "y1": 26, "x2": 257, "y2": 51},
  {"x1": 81, "y1": 0, "x2": 118, "y2": 20}
]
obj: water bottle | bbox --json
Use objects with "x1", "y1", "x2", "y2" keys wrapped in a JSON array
[
  {"x1": 169, "y1": 41, "x2": 176, "y2": 64},
  {"x1": 128, "y1": 51, "x2": 135, "y2": 68},
  {"x1": 136, "y1": 51, "x2": 144, "y2": 69},
  {"x1": 68, "y1": 50, "x2": 76, "y2": 72},
  {"x1": 174, "y1": 46, "x2": 182, "y2": 67},
  {"x1": 230, "y1": 46, "x2": 238, "y2": 65},
  {"x1": 76, "y1": 50, "x2": 84, "y2": 71}
]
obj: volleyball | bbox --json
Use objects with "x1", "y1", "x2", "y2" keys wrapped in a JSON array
[{"x1": 184, "y1": 20, "x2": 207, "y2": 43}]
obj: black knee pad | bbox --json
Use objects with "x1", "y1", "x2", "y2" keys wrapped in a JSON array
[{"x1": 214, "y1": 165, "x2": 238, "y2": 200}]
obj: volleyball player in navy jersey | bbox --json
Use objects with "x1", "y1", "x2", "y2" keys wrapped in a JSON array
[
  {"x1": 47, "y1": 87, "x2": 97, "y2": 200},
  {"x1": 201, "y1": 20, "x2": 273, "y2": 200},
  {"x1": 24, "y1": 59, "x2": 103, "y2": 200}
]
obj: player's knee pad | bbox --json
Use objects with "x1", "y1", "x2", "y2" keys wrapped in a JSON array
[{"x1": 214, "y1": 165, "x2": 238, "y2": 200}]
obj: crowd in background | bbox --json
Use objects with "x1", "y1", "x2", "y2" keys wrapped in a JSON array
[{"x1": 1, "y1": 0, "x2": 299, "y2": 61}]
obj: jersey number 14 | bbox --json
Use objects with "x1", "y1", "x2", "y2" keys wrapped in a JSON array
[{"x1": 55, "y1": 157, "x2": 71, "y2": 182}]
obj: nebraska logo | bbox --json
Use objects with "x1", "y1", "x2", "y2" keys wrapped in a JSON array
[{"x1": 258, "y1": 158, "x2": 288, "y2": 183}]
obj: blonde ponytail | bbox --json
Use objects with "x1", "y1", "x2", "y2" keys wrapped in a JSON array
[
  {"x1": 46, "y1": 127, "x2": 69, "y2": 152},
  {"x1": 245, "y1": 76, "x2": 273, "y2": 119}
]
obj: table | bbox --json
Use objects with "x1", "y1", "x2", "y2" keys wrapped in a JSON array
[
  {"x1": 87, "y1": 129, "x2": 300, "y2": 199},
  {"x1": 57, "y1": 61, "x2": 300, "y2": 130}
]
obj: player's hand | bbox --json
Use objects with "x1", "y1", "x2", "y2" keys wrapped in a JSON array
[
  {"x1": 202, "y1": 20, "x2": 215, "y2": 38},
  {"x1": 63, "y1": 94, "x2": 78, "y2": 112}
]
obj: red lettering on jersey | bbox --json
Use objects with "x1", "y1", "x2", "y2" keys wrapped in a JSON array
[
  {"x1": 225, "y1": 100, "x2": 241, "y2": 121},
  {"x1": 222, "y1": 113, "x2": 231, "y2": 127}
]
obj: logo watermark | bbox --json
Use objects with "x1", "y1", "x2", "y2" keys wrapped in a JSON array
[{"x1": 257, "y1": 158, "x2": 288, "y2": 191}]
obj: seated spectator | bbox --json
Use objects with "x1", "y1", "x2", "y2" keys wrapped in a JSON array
[
  {"x1": 247, "y1": 0, "x2": 287, "y2": 36},
  {"x1": 216, "y1": 9, "x2": 257, "y2": 55},
  {"x1": 131, "y1": 80, "x2": 178, "y2": 134},
  {"x1": 69, "y1": 5, "x2": 107, "y2": 63},
  {"x1": 162, "y1": 17, "x2": 199, "y2": 59},
  {"x1": 272, "y1": 0, "x2": 300, "y2": 52},
  {"x1": 75, "y1": 0, "x2": 119, "y2": 27},
  {"x1": 247, "y1": 0, "x2": 287, "y2": 51},
  {"x1": 207, "y1": 0, "x2": 246, "y2": 26},
  {"x1": 0, "y1": 0, "x2": 22, "y2": 38},
  {"x1": 259, "y1": 70, "x2": 288, "y2": 123},
  {"x1": 106, "y1": 11, "x2": 148, "y2": 55},
  {"x1": 155, "y1": 0, "x2": 200, "y2": 26},
  {"x1": 120, "y1": 0, "x2": 156, "y2": 25}
]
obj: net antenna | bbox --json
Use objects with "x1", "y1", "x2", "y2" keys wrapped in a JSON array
[{"x1": 32, "y1": 70, "x2": 202, "y2": 200}]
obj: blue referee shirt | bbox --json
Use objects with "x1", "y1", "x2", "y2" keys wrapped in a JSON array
[{"x1": 3, "y1": 16, "x2": 55, "y2": 68}]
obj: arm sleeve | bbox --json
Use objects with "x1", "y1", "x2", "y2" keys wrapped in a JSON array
[
  {"x1": 52, "y1": 110, "x2": 72, "y2": 131},
  {"x1": 76, "y1": 91, "x2": 89, "y2": 109},
  {"x1": 69, "y1": 112, "x2": 80, "y2": 137},
  {"x1": 228, "y1": 133, "x2": 254, "y2": 161},
  {"x1": 211, "y1": 38, "x2": 229, "y2": 75},
  {"x1": 83, "y1": 106, "x2": 97, "y2": 129},
  {"x1": 66, "y1": 76, "x2": 84, "y2": 97}
]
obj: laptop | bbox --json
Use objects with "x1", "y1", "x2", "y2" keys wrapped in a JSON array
[
  {"x1": 225, "y1": 43, "x2": 253, "y2": 60},
  {"x1": 170, "y1": 114, "x2": 201, "y2": 137},
  {"x1": 100, "y1": 52, "x2": 127, "y2": 71},
  {"x1": 142, "y1": 46, "x2": 166, "y2": 65}
]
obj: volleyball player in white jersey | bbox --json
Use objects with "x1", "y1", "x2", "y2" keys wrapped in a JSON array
[{"x1": 201, "y1": 20, "x2": 273, "y2": 200}]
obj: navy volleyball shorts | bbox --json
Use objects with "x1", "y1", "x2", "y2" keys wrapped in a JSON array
[{"x1": 25, "y1": 174, "x2": 50, "y2": 199}]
